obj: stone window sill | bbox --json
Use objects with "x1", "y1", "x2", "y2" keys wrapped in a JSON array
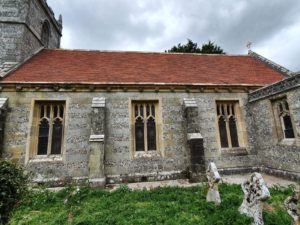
[
  {"x1": 29, "y1": 155, "x2": 63, "y2": 163},
  {"x1": 278, "y1": 138, "x2": 296, "y2": 146},
  {"x1": 221, "y1": 147, "x2": 248, "y2": 156},
  {"x1": 134, "y1": 151, "x2": 161, "y2": 159}
]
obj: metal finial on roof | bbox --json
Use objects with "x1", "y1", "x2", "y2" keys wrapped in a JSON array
[{"x1": 246, "y1": 41, "x2": 252, "y2": 50}]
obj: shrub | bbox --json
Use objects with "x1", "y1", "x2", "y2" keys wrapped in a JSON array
[{"x1": 0, "y1": 160, "x2": 28, "y2": 224}]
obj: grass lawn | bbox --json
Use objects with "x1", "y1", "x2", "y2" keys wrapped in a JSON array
[{"x1": 9, "y1": 183, "x2": 294, "y2": 225}]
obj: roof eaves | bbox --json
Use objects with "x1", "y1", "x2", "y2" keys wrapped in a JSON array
[{"x1": 0, "y1": 81, "x2": 264, "y2": 87}]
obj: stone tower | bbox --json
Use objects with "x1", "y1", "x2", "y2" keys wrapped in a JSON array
[{"x1": 0, "y1": 0, "x2": 62, "y2": 72}]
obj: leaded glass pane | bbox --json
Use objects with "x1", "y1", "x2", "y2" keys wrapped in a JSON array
[
  {"x1": 60, "y1": 105, "x2": 64, "y2": 117},
  {"x1": 217, "y1": 105, "x2": 220, "y2": 115},
  {"x1": 46, "y1": 105, "x2": 50, "y2": 118},
  {"x1": 40, "y1": 105, "x2": 45, "y2": 118},
  {"x1": 135, "y1": 118, "x2": 144, "y2": 151},
  {"x1": 229, "y1": 117, "x2": 239, "y2": 147},
  {"x1": 147, "y1": 117, "x2": 156, "y2": 151},
  {"x1": 51, "y1": 118, "x2": 63, "y2": 154},
  {"x1": 227, "y1": 105, "x2": 230, "y2": 115},
  {"x1": 54, "y1": 105, "x2": 58, "y2": 117},
  {"x1": 140, "y1": 105, "x2": 144, "y2": 117},
  {"x1": 135, "y1": 105, "x2": 138, "y2": 117},
  {"x1": 283, "y1": 115, "x2": 295, "y2": 138},
  {"x1": 146, "y1": 104, "x2": 150, "y2": 117},
  {"x1": 221, "y1": 105, "x2": 225, "y2": 115},
  {"x1": 151, "y1": 104, "x2": 155, "y2": 115},
  {"x1": 218, "y1": 117, "x2": 228, "y2": 148},
  {"x1": 37, "y1": 119, "x2": 49, "y2": 155}
]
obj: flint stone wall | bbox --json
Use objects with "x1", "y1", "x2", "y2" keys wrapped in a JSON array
[
  {"x1": 1, "y1": 91, "x2": 259, "y2": 183},
  {"x1": 249, "y1": 87, "x2": 300, "y2": 180}
]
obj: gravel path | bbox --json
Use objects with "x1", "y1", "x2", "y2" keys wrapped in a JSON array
[{"x1": 109, "y1": 174, "x2": 299, "y2": 191}]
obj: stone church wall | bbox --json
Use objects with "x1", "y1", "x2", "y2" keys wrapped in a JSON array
[
  {"x1": 249, "y1": 79, "x2": 300, "y2": 180},
  {"x1": 1, "y1": 91, "x2": 259, "y2": 184}
]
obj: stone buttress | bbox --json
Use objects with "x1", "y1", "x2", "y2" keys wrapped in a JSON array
[
  {"x1": 183, "y1": 98, "x2": 205, "y2": 181},
  {"x1": 88, "y1": 97, "x2": 106, "y2": 187}
]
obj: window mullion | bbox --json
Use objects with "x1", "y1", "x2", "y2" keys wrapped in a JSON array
[
  {"x1": 144, "y1": 104, "x2": 148, "y2": 152},
  {"x1": 34, "y1": 106, "x2": 41, "y2": 156},
  {"x1": 225, "y1": 104, "x2": 232, "y2": 148},
  {"x1": 154, "y1": 104, "x2": 158, "y2": 151},
  {"x1": 280, "y1": 116, "x2": 284, "y2": 138},
  {"x1": 47, "y1": 104, "x2": 54, "y2": 155}
]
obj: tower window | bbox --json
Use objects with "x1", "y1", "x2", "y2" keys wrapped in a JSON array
[{"x1": 41, "y1": 21, "x2": 50, "y2": 47}]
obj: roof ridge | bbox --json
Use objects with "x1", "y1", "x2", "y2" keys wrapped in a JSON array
[{"x1": 47, "y1": 48, "x2": 249, "y2": 57}]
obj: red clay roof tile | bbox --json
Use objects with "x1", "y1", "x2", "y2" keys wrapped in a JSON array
[{"x1": 1, "y1": 49, "x2": 284, "y2": 85}]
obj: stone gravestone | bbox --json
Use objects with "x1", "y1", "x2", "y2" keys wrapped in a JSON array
[
  {"x1": 206, "y1": 162, "x2": 221, "y2": 205},
  {"x1": 285, "y1": 189, "x2": 300, "y2": 225},
  {"x1": 239, "y1": 173, "x2": 270, "y2": 225}
]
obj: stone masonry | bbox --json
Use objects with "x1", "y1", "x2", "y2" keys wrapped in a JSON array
[
  {"x1": 0, "y1": 0, "x2": 62, "y2": 70},
  {"x1": 249, "y1": 74, "x2": 300, "y2": 180},
  {"x1": 0, "y1": 91, "x2": 263, "y2": 184}
]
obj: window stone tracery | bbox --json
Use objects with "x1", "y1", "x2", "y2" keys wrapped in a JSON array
[
  {"x1": 274, "y1": 98, "x2": 295, "y2": 139},
  {"x1": 36, "y1": 102, "x2": 65, "y2": 156},
  {"x1": 133, "y1": 102, "x2": 157, "y2": 152},
  {"x1": 216, "y1": 101, "x2": 240, "y2": 149}
]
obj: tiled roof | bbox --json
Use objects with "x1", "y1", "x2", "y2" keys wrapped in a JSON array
[{"x1": 1, "y1": 49, "x2": 285, "y2": 85}]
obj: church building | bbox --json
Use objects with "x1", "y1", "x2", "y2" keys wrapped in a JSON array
[{"x1": 0, "y1": 0, "x2": 299, "y2": 186}]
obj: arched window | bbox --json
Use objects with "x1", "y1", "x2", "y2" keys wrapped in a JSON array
[
  {"x1": 36, "y1": 102, "x2": 65, "y2": 156},
  {"x1": 274, "y1": 98, "x2": 295, "y2": 139},
  {"x1": 41, "y1": 21, "x2": 50, "y2": 47},
  {"x1": 133, "y1": 102, "x2": 158, "y2": 152},
  {"x1": 216, "y1": 101, "x2": 242, "y2": 149}
]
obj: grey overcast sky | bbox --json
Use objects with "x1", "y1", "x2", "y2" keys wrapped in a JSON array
[{"x1": 47, "y1": 0, "x2": 300, "y2": 72}]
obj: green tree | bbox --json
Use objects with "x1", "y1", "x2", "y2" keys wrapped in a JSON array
[
  {"x1": 166, "y1": 39, "x2": 201, "y2": 53},
  {"x1": 201, "y1": 40, "x2": 225, "y2": 54},
  {"x1": 166, "y1": 39, "x2": 225, "y2": 54}
]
